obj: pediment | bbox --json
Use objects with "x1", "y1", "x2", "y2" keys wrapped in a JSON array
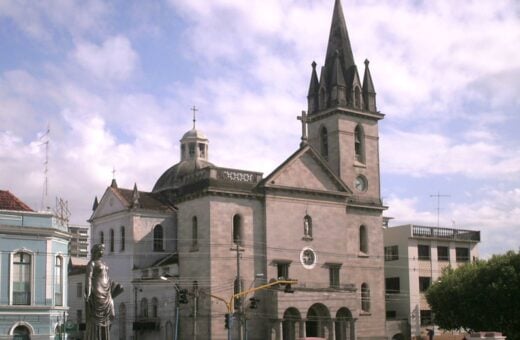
[
  {"x1": 262, "y1": 146, "x2": 351, "y2": 195},
  {"x1": 89, "y1": 188, "x2": 128, "y2": 220}
]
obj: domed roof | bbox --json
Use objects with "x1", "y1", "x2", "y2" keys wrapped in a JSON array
[
  {"x1": 182, "y1": 128, "x2": 207, "y2": 140},
  {"x1": 152, "y1": 158, "x2": 215, "y2": 193}
]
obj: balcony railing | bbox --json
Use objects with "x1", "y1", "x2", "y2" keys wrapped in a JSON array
[
  {"x1": 13, "y1": 292, "x2": 31, "y2": 305},
  {"x1": 412, "y1": 225, "x2": 480, "y2": 241}
]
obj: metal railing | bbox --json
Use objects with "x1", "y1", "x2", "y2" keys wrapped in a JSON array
[{"x1": 412, "y1": 225, "x2": 480, "y2": 241}]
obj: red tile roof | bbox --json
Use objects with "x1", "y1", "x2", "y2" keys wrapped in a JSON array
[{"x1": 0, "y1": 190, "x2": 34, "y2": 212}]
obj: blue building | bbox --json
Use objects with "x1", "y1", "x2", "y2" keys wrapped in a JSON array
[{"x1": 0, "y1": 190, "x2": 70, "y2": 340}]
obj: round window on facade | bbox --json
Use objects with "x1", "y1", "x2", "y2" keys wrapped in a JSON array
[{"x1": 300, "y1": 247, "x2": 317, "y2": 269}]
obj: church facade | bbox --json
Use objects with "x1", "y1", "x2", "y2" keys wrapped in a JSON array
[{"x1": 89, "y1": 0, "x2": 387, "y2": 339}]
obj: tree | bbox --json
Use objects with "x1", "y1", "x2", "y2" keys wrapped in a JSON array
[{"x1": 426, "y1": 251, "x2": 520, "y2": 340}]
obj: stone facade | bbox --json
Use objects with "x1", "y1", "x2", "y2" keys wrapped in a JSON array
[{"x1": 88, "y1": 0, "x2": 388, "y2": 339}]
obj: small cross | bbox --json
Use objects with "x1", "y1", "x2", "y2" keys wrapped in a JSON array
[
  {"x1": 112, "y1": 167, "x2": 116, "y2": 180},
  {"x1": 191, "y1": 105, "x2": 198, "y2": 129},
  {"x1": 297, "y1": 110, "x2": 309, "y2": 147}
]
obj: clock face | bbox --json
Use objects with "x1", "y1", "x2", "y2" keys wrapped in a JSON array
[
  {"x1": 355, "y1": 176, "x2": 367, "y2": 192},
  {"x1": 300, "y1": 247, "x2": 317, "y2": 269}
]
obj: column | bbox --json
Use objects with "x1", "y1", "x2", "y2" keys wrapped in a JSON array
[
  {"x1": 299, "y1": 319, "x2": 306, "y2": 339},
  {"x1": 328, "y1": 319, "x2": 336, "y2": 340},
  {"x1": 350, "y1": 318, "x2": 357, "y2": 340}
]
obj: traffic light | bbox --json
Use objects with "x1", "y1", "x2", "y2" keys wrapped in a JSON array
[
  {"x1": 249, "y1": 297, "x2": 259, "y2": 309},
  {"x1": 224, "y1": 313, "x2": 230, "y2": 329},
  {"x1": 234, "y1": 296, "x2": 242, "y2": 310},
  {"x1": 284, "y1": 281, "x2": 294, "y2": 293},
  {"x1": 179, "y1": 289, "x2": 188, "y2": 304}
]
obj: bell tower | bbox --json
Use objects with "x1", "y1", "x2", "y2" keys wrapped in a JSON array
[{"x1": 306, "y1": 0, "x2": 384, "y2": 204}]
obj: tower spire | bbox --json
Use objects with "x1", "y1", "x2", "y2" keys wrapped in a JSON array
[
  {"x1": 362, "y1": 59, "x2": 377, "y2": 112},
  {"x1": 324, "y1": 0, "x2": 355, "y2": 78}
]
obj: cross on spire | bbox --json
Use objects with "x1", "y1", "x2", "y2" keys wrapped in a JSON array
[
  {"x1": 297, "y1": 110, "x2": 309, "y2": 147},
  {"x1": 191, "y1": 105, "x2": 198, "y2": 129}
]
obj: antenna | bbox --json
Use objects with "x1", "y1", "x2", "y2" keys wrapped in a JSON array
[
  {"x1": 54, "y1": 197, "x2": 71, "y2": 227},
  {"x1": 40, "y1": 124, "x2": 50, "y2": 211},
  {"x1": 430, "y1": 192, "x2": 450, "y2": 228}
]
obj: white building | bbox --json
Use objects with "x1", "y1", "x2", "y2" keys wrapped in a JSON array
[{"x1": 383, "y1": 224, "x2": 480, "y2": 339}]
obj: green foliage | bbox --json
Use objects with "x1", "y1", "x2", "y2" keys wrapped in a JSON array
[{"x1": 426, "y1": 251, "x2": 520, "y2": 340}]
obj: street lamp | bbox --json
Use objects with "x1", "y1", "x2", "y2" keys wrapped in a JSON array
[
  {"x1": 243, "y1": 273, "x2": 264, "y2": 340},
  {"x1": 160, "y1": 275, "x2": 182, "y2": 340}
]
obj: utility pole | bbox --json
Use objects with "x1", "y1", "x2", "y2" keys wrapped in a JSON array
[
  {"x1": 430, "y1": 192, "x2": 450, "y2": 228},
  {"x1": 192, "y1": 280, "x2": 198, "y2": 340},
  {"x1": 231, "y1": 243, "x2": 244, "y2": 340}
]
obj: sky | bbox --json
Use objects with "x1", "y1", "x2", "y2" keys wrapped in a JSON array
[{"x1": 0, "y1": 0, "x2": 519, "y2": 258}]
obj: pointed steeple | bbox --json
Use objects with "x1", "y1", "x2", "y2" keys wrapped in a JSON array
[
  {"x1": 324, "y1": 0, "x2": 355, "y2": 81},
  {"x1": 92, "y1": 196, "x2": 99, "y2": 211},
  {"x1": 131, "y1": 183, "x2": 140, "y2": 208},
  {"x1": 330, "y1": 50, "x2": 347, "y2": 106},
  {"x1": 362, "y1": 59, "x2": 377, "y2": 112},
  {"x1": 307, "y1": 61, "x2": 319, "y2": 114}
]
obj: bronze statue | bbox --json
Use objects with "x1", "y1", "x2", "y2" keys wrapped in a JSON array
[{"x1": 85, "y1": 243, "x2": 123, "y2": 340}]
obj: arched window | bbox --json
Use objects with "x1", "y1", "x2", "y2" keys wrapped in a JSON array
[
  {"x1": 151, "y1": 297, "x2": 159, "y2": 318},
  {"x1": 120, "y1": 226, "x2": 125, "y2": 252},
  {"x1": 153, "y1": 225, "x2": 164, "y2": 252},
  {"x1": 140, "y1": 298, "x2": 148, "y2": 318},
  {"x1": 354, "y1": 125, "x2": 365, "y2": 163},
  {"x1": 189, "y1": 143, "x2": 196, "y2": 159},
  {"x1": 320, "y1": 126, "x2": 329, "y2": 160},
  {"x1": 55, "y1": 256, "x2": 63, "y2": 306},
  {"x1": 109, "y1": 229, "x2": 115, "y2": 252},
  {"x1": 232, "y1": 214, "x2": 242, "y2": 246},
  {"x1": 13, "y1": 325, "x2": 31, "y2": 339},
  {"x1": 361, "y1": 283, "x2": 370, "y2": 312},
  {"x1": 354, "y1": 86, "x2": 361, "y2": 108},
  {"x1": 13, "y1": 252, "x2": 31, "y2": 305},
  {"x1": 100, "y1": 231, "x2": 104, "y2": 244},
  {"x1": 119, "y1": 303, "x2": 126, "y2": 340},
  {"x1": 359, "y1": 225, "x2": 368, "y2": 254},
  {"x1": 192, "y1": 216, "x2": 198, "y2": 249}
]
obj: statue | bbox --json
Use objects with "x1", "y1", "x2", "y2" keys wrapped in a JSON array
[
  {"x1": 304, "y1": 215, "x2": 312, "y2": 238},
  {"x1": 85, "y1": 243, "x2": 123, "y2": 340}
]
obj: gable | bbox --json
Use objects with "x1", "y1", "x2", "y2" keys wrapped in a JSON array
[
  {"x1": 264, "y1": 147, "x2": 350, "y2": 194},
  {"x1": 90, "y1": 188, "x2": 128, "y2": 220}
]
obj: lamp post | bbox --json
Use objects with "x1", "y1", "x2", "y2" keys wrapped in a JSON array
[
  {"x1": 243, "y1": 273, "x2": 264, "y2": 340},
  {"x1": 161, "y1": 276, "x2": 181, "y2": 340}
]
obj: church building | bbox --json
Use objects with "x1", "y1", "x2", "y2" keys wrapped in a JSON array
[{"x1": 89, "y1": 0, "x2": 387, "y2": 339}]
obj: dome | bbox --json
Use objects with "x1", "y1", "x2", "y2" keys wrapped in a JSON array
[
  {"x1": 152, "y1": 158, "x2": 215, "y2": 193},
  {"x1": 182, "y1": 128, "x2": 207, "y2": 140}
]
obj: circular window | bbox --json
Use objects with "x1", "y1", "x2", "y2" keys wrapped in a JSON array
[{"x1": 300, "y1": 247, "x2": 317, "y2": 269}]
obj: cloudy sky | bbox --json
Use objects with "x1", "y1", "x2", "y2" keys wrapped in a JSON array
[{"x1": 1, "y1": 0, "x2": 519, "y2": 258}]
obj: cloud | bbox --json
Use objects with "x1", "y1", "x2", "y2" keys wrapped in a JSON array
[
  {"x1": 72, "y1": 36, "x2": 139, "y2": 81},
  {"x1": 381, "y1": 129, "x2": 520, "y2": 179},
  {"x1": 0, "y1": 0, "x2": 109, "y2": 42}
]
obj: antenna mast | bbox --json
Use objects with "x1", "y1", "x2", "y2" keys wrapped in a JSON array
[
  {"x1": 40, "y1": 125, "x2": 50, "y2": 211},
  {"x1": 430, "y1": 192, "x2": 450, "y2": 228}
]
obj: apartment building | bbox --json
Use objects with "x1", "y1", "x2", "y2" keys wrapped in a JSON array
[{"x1": 383, "y1": 224, "x2": 480, "y2": 338}]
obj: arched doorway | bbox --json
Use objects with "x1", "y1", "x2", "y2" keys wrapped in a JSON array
[
  {"x1": 282, "y1": 307, "x2": 301, "y2": 340},
  {"x1": 13, "y1": 325, "x2": 31, "y2": 340},
  {"x1": 335, "y1": 308, "x2": 354, "y2": 340},
  {"x1": 392, "y1": 333, "x2": 405, "y2": 340},
  {"x1": 306, "y1": 303, "x2": 331, "y2": 338}
]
